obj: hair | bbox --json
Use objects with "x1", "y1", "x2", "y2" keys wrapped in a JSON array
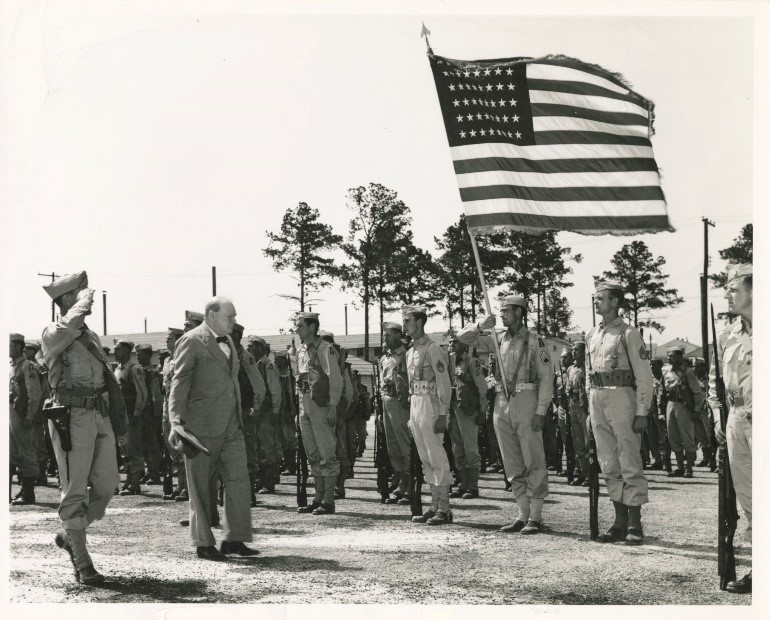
[
  {"x1": 413, "y1": 311, "x2": 428, "y2": 329},
  {"x1": 204, "y1": 296, "x2": 233, "y2": 317},
  {"x1": 301, "y1": 318, "x2": 320, "y2": 334},
  {"x1": 606, "y1": 289, "x2": 624, "y2": 308},
  {"x1": 738, "y1": 274, "x2": 752, "y2": 291}
]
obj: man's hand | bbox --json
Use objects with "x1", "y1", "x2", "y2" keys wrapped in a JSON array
[
  {"x1": 631, "y1": 416, "x2": 647, "y2": 434},
  {"x1": 531, "y1": 414, "x2": 545, "y2": 432},
  {"x1": 478, "y1": 315, "x2": 497, "y2": 331},
  {"x1": 714, "y1": 422, "x2": 726, "y2": 444},
  {"x1": 434, "y1": 415, "x2": 448, "y2": 434},
  {"x1": 168, "y1": 427, "x2": 180, "y2": 446},
  {"x1": 77, "y1": 288, "x2": 96, "y2": 312}
]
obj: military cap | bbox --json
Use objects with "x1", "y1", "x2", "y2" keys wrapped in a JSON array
[
  {"x1": 666, "y1": 346, "x2": 685, "y2": 354},
  {"x1": 114, "y1": 340, "x2": 135, "y2": 351},
  {"x1": 247, "y1": 335, "x2": 267, "y2": 346},
  {"x1": 136, "y1": 344, "x2": 153, "y2": 353},
  {"x1": 273, "y1": 350, "x2": 289, "y2": 359},
  {"x1": 24, "y1": 341, "x2": 40, "y2": 351},
  {"x1": 232, "y1": 323, "x2": 244, "y2": 337},
  {"x1": 693, "y1": 357, "x2": 706, "y2": 366},
  {"x1": 560, "y1": 347, "x2": 571, "y2": 357},
  {"x1": 184, "y1": 310, "x2": 204, "y2": 326},
  {"x1": 172, "y1": 426, "x2": 211, "y2": 459},
  {"x1": 102, "y1": 346, "x2": 111, "y2": 355},
  {"x1": 594, "y1": 279, "x2": 624, "y2": 294},
  {"x1": 295, "y1": 312, "x2": 319, "y2": 321},
  {"x1": 10, "y1": 333, "x2": 25, "y2": 344},
  {"x1": 318, "y1": 330, "x2": 334, "y2": 338},
  {"x1": 43, "y1": 271, "x2": 88, "y2": 300},
  {"x1": 726, "y1": 263, "x2": 752, "y2": 285},
  {"x1": 571, "y1": 340, "x2": 586, "y2": 348},
  {"x1": 401, "y1": 305, "x2": 427, "y2": 316},
  {"x1": 383, "y1": 321, "x2": 403, "y2": 332},
  {"x1": 500, "y1": 294, "x2": 527, "y2": 310},
  {"x1": 167, "y1": 327, "x2": 184, "y2": 337},
  {"x1": 158, "y1": 348, "x2": 169, "y2": 356}
]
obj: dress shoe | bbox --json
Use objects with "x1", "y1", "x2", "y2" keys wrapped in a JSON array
[
  {"x1": 557, "y1": 470, "x2": 569, "y2": 477},
  {"x1": 596, "y1": 526, "x2": 627, "y2": 543},
  {"x1": 725, "y1": 572, "x2": 752, "y2": 594},
  {"x1": 297, "y1": 501, "x2": 321, "y2": 514},
  {"x1": 667, "y1": 468, "x2": 684, "y2": 478},
  {"x1": 570, "y1": 477, "x2": 586, "y2": 487},
  {"x1": 312, "y1": 502, "x2": 335, "y2": 515},
  {"x1": 624, "y1": 527, "x2": 644, "y2": 545},
  {"x1": 520, "y1": 520, "x2": 542, "y2": 535},
  {"x1": 449, "y1": 488, "x2": 466, "y2": 498},
  {"x1": 499, "y1": 520, "x2": 526, "y2": 533},
  {"x1": 119, "y1": 486, "x2": 141, "y2": 496},
  {"x1": 54, "y1": 529, "x2": 76, "y2": 567},
  {"x1": 220, "y1": 541, "x2": 260, "y2": 556},
  {"x1": 426, "y1": 510, "x2": 453, "y2": 526},
  {"x1": 683, "y1": 468, "x2": 693, "y2": 479},
  {"x1": 462, "y1": 489, "x2": 479, "y2": 499},
  {"x1": 384, "y1": 493, "x2": 402, "y2": 505},
  {"x1": 76, "y1": 564, "x2": 105, "y2": 585},
  {"x1": 396, "y1": 495, "x2": 412, "y2": 505},
  {"x1": 145, "y1": 476, "x2": 162, "y2": 485},
  {"x1": 196, "y1": 545, "x2": 226, "y2": 561},
  {"x1": 180, "y1": 519, "x2": 190, "y2": 526},
  {"x1": 175, "y1": 489, "x2": 189, "y2": 502},
  {"x1": 162, "y1": 492, "x2": 176, "y2": 501},
  {"x1": 334, "y1": 489, "x2": 346, "y2": 499},
  {"x1": 411, "y1": 509, "x2": 436, "y2": 523}
]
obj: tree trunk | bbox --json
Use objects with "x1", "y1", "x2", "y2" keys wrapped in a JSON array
[
  {"x1": 300, "y1": 271, "x2": 305, "y2": 312},
  {"x1": 363, "y1": 268, "x2": 370, "y2": 363}
]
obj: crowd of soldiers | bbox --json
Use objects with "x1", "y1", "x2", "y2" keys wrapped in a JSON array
[{"x1": 9, "y1": 264, "x2": 752, "y2": 594}]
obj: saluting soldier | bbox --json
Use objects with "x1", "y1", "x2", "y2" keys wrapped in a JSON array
[
  {"x1": 23, "y1": 341, "x2": 51, "y2": 485},
  {"x1": 161, "y1": 327, "x2": 187, "y2": 501},
  {"x1": 567, "y1": 341, "x2": 590, "y2": 486},
  {"x1": 10, "y1": 333, "x2": 43, "y2": 504},
  {"x1": 379, "y1": 322, "x2": 413, "y2": 504},
  {"x1": 586, "y1": 280, "x2": 653, "y2": 545},
  {"x1": 136, "y1": 344, "x2": 164, "y2": 484},
  {"x1": 661, "y1": 346, "x2": 705, "y2": 478},
  {"x1": 709, "y1": 263, "x2": 753, "y2": 594},
  {"x1": 403, "y1": 305, "x2": 454, "y2": 525},
  {"x1": 294, "y1": 312, "x2": 342, "y2": 515},
  {"x1": 447, "y1": 332, "x2": 487, "y2": 499},
  {"x1": 458, "y1": 295, "x2": 553, "y2": 534},
  {"x1": 231, "y1": 325, "x2": 266, "y2": 506},
  {"x1": 114, "y1": 340, "x2": 149, "y2": 495}
]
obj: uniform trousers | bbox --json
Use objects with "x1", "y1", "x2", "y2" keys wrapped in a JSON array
[
  {"x1": 408, "y1": 394, "x2": 452, "y2": 487},
  {"x1": 49, "y1": 406, "x2": 119, "y2": 532},
  {"x1": 693, "y1": 406, "x2": 712, "y2": 450},
  {"x1": 32, "y1": 415, "x2": 49, "y2": 471},
  {"x1": 493, "y1": 390, "x2": 549, "y2": 499},
  {"x1": 335, "y1": 397, "x2": 351, "y2": 471},
  {"x1": 448, "y1": 404, "x2": 481, "y2": 470},
  {"x1": 279, "y1": 417, "x2": 297, "y2": 456},
  {"x1": 183, "y1": 411, "x2": 251, "y2": 548},
  {"x1": 140, "y1": 409, "x2": 162, "y2": 477},
  {"x1": 162, "y1": 408, "x2": 186, "y2": 480},
  {"x1": 727, "y1": 409, "x2": 752, "y2": 542},
  {"x1": 355, "y1": 417, "x2": 367, "y2": 455},
  {"x1": 298, "y1": 393, "x2": 339, "y2": 478},
  {"x1": 256, "y1": 411, "x2": 279, "y2": 466},
  {"x1": 589, "y1": 387, "x2": 648, "y2": 506},
  {"x1": 568, "y1": 402, "x2": 590, "y2": 477},
  {"x1": 666, "y1": 401, "x2": 696, "y2": 453},
  {"x1": 242, "y1": 410, "x2": 260, "y2": 477},
  {"x1": 123, "y1": 412, "x2": 146, "y2": 478},
  {"x1": 10, "y1": 411, "x2": 38, "y2": 477},
  {"x1": 382, "y1": 395, "x2": 411, "y2": 474}
]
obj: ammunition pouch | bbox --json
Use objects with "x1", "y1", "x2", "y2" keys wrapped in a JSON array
[
  {"x1": 52, "y1": 385, "x2": 107, "y2": 411},
  {"x1": 588, "y1": 370, "x2": 635, "y2": 389},
  {"x1": 410, "y1": 380, "x2": 437, "y2": 396},
  {"x1": 43, "y1": 400, "x2": 72, "y2": 452}
]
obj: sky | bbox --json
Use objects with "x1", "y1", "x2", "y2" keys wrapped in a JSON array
[{"x1": 0, "y1": 1, "x2": 762, "y2": 350}]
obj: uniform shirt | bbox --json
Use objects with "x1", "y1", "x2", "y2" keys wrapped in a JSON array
[
  {"x1": 41, "y1": 294, "x2": 108, "y2": 391},
  {"x1": 567, "y1": 364, "x2": 587, "y2": 414},
  {"x1": 456, "y1": 323, "x2": 554, "y2": 418},
  {"x1": 297, "y1": 337, "x2": 343, "y2": 408},
  {"x1": 449, "y1": 352, "x2": 488, "y2": 413},
  {"x1": 115, "y1": 359, "x2": 149, "y2": 415},
  {"x1": 405, "y1": 334, "x2": 452, "y2": 414},
  {"x1": 661, "y1": 364, "x2": 705, "y2": 411},
  {"x1": 257, "y1": 354, "x2": 283, "y2": 416},
  {"x1": 585, "y1": 316, "x2": 653, "y2": 417},
  {"x1": 139, "y1": 363, "x2": 164, "y2": 415},
  {"x1": 10, "y1": 357, "x2": 42, "y2": 419},
  {"x1": 708, "y1": 317, "x2": 752, "y2": 423},
  {"x1": 237, "y1": 347, "x2": 267, "y2": 411}
]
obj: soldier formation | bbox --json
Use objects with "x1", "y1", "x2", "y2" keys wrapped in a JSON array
[{"x1": 9, "y1": 264, "x2": 752, "y2": 594}]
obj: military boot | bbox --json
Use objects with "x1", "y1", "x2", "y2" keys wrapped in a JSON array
[
  {"x1": 412, "y1": 483, "x2": 439, "y2": 523},
  {"x1": 334, "y1": 470, "x2": 346, "y2": 499},
  {"x1": 597, "y1": 501, "x2": 628, "y2": 542},
  {"x1": 449, "y1": 468, "x2": 468, "y2": 498},
  {"x1": 119, "y1": 473, "x2": 142, "y2": 496},
  {"x1": 684, "y1": 452, "x2": 696, "y2": 478},
  {"x1": 11, "y1": 476, "x2": 36, "y2": 505},
  {"x1": 427, "y1": 485, "x2": 453, "y2": 525},
  {"x1": 697, "y1": 448, "x2": 711, "y2": 468},
  {"x1": 463, "y1": 467, "x2": 480, "y2": 499},
  {"x1": 668, "y1": 451, "x2": 685, "y2": 477}
]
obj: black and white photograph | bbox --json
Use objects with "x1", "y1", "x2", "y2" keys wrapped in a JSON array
[{"x1": 2, "y1": 0, "x2": 766, "y2": 616}]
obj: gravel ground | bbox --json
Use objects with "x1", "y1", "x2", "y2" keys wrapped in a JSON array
[{"x1": 6, "y1": 432, "x2": 752, "y2": 606}]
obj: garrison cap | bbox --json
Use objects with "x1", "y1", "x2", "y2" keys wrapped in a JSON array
[
  {"x1": 382, "y1": 322, "x2": 403, "y2": 332},
  {"x1": 560, "y1": 347, "x2": 571, "y2": 357},
  {"x1": 273, "y1": 350, "x2": 289, "y2": 359},
  {"x1": 318, "y1": 330, "x2": 334, "y2": 338},
  {"x1": 114, "y1": 340, "x2": 135, "y2": 351},
  {"x1": 693, "y1": 357, "x2": 706, "y2": 366},
  {"x1": 401, "y1": 305, "x2": 427, "y2": 316},
  {"x1": 726, "y1": 263, "x2": 752, "y2": 285},
  {"x1": 594, "y1": 279, "x2": 624, "y2": 294},
  {"x1": 295, "y1": 312, "x2": 319, "y2": 321},
  {"x1": 247, "y1": 335, "x2": 267, "y2": 347},
  {"x1": 43, "y1": 271, "x2": 88, "y2": 300},
  {"x1": 184, "y1": 310, "x2": 204, "y2": 326},
  {"x1": 571, "y1": 339, "x2": 586, "y2": 347},
  {"x1": 10, "y1": 333, "x2": 25, "y2": 344},
  {"x1": 136, "y1": 344, "x2": 153, "y2": 354},
  {"x1": 666, "y1": 346, "x2": 685, "y2": 354},
  {"x1": 231, "y1": 323, "x2": 244, "y2": 337},
  {"x1": 24, "y1": 341, "x2": 40, "y2": 351},
  {"x1": 500, "y1": 294, "x2": 527, "y2": 310},
  {"x1": 167, "y1": 327, "x2": 183, "y2": 337}
]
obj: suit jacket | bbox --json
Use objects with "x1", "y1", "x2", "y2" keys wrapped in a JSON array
[{"x1": 168, "y1": 323, "x2": 243, "y2": 438}]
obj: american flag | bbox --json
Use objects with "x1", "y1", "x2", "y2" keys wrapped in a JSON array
[{"x1": 428, "y1": 53, "x2": 674, "y2": 235}]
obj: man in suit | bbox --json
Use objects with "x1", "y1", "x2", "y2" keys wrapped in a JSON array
[{"x1": 168, "y1": 297, "x2": 258, "y2": 560}]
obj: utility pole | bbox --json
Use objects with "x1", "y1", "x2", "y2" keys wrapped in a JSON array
[
  {"x1": 144, "y1": 318, "x2": 147, "y2": 334},
  {"x1": 344, "y1": 304, "x2": 348, "y2": 335},
  {"x1": 701, "y1": 218, "x2": 715, "y2": 363},
  {"x1": 591, "y1": 295, "x2": 596, "y2": 327},
  {"x1": 102, "y1": 291, "x2": 107, "y2": 335},
  {"x1": 212, "y1": 266, "x2": 217, "y2": 296},
  {"x1": 38, "y1": 272, "x2": 60, "y2": 321}
]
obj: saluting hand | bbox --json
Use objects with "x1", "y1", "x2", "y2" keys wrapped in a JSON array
[{"x1": 478, "y1": 315, "x2": 497, "y2": 331}]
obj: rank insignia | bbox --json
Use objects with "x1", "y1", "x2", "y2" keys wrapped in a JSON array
[
  {"x1": 639, "y1": 345, "x2": 649, "y2": 360},
  {"x1": 436, "y1": 360, "x2": 445, "y2": 373},
  {"x1": 540, "y1": 350, "x2": 550, "y2": 365}
]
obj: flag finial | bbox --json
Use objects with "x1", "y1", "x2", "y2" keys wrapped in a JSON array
[{"x1": 421, "y1": 22, "x2": 432, "y2": 54}]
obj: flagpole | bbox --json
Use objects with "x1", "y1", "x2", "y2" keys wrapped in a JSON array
[{"x1": 468, "y1": 230, "x2": 509, "y2": 400}]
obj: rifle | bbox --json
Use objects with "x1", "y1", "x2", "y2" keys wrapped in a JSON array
[
  {"x1": 410, "y1": 431, "x2": 424, "y2": 517},
  {"x1": 587, "y1": 421, "x2": 600, "y2": 541},
  {"x1": 293, "y1": 366, "x2": 308, "y2": 507},
  {"x1": 558, "y1": 360, "x2": 575, "y2": 483},
  {"x1": 711, "y1": 304, "x2": 738, "y2": 590},
  {"x1": 373, "y1": 362, "x2": 389, "y2": 503}
]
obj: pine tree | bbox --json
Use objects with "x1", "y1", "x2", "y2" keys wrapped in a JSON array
[{"x1": 710, "y1": 223, "x2": 752, "y2": 289}]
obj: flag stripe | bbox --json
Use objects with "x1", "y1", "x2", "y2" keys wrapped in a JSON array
[
  {"x1": 451, "y1": 141, "x2": 654, "y2": 161},
  {"x1": 529, "y1": 58, "x2": 635, "y2": 93},
  {"x1": 463, "y1": 198, "x2": 668, "y2": 218},
  {"x1": 533, "y1": 115, "x2": 648, "y2": 137},
  {"x1": 530, "y1": 89, "x2": 648, "y2": 117},
  {"x1": 453, "y1": 156, "x2": 660, "y2": 175},
  {"x1": 528, "y1": 78, "x2": 643, "y2": 106},
  {"x1": 526, "y1": 63, "x2": 630, "y2": 96},
  {"x1": 460, "y1": 184, "x2": 665, "y2": 203},
  {"x1": 466, "y1": 211, "x2": 673, "y2": 233},
  {"x1": 531, "y1": 103, "x2": 648, "y2": 127},
  {"x1": 456, "y1": 169, "x2": 662, "y2": 189},
  {"x1": 535, "y1": 131, "x2": 651, "y2": 147}
]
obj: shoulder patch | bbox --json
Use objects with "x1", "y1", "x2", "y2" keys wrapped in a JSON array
[
  {"x1": 249, "y1": 357, "x2": 255, "y2": 366},
  {"x1": 540, "y1": 350, "x2": 550, "y2": 365},
  {"x1": 436, "y1": 360, "x2": 445, "y2": 374},
  {"x1": 639, "y1": 345, "x2": 649, "y2": 360}
]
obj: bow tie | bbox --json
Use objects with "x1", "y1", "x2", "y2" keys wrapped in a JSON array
[{"x1": 216, "y1": 336, "x2": 229, "y2": 344}]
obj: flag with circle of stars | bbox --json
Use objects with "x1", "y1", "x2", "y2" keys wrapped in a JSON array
[{"x1": 428, "y1": 53, "x2": 673, "y2": 236}]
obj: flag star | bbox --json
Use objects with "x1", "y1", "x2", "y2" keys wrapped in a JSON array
[
  {"x1": 502, "y1": 115, "x2": 509, "y2": 122},
  {"x1": 463, "y1": 98, "x2": 469, "y2": 105},
  {"x1": 457, "y1": 115, "x2": 464, "y2": 122},
  {"x1": 443, "y1": 71, "x2": 449, "y2": 76},
  {"x1": 470, "y1": 129, "x2": 477, "y2": 137},
  {"x1": 506, "y1": 68, "x2": 513, "y2": 75},
  {"x1": 510, "y1": 99, "x2": 517, "y2": 106},
  {"x1": 449, "y1": 84, "x2": 456, "y2": 91},
  {"x1": 490, "y1": 101, "x2": 496, "y2": 107},
  {"x1": 466, "y1": 114, "x2": 473, "y2": 121},
  {"x1": 495, "y1": 115, "x2": 500, "y2": 122},
  {"x1": 460, "y1": 130, "x2": 466, "y2": 138},
  {"x1": 507, "y1": 131, "x2": 513, "y2": 138},
  {"x1": 453, "y1": 100, "x2": 460, "y2": 107},
  {"x1": 484, "y1": 68, "x2": 491, "y2": 76},
  {"x1": 507, "y1": 83, "x2": 516, "y2": 90},
  {"x1": 458, "y1": 83, "x2": 464, "y2": 90},
  {"x1": 473, "y1": 69, "x2": 481, "y2": 77},
  {"x1": 484, "y1": 113, "x2": 490, "y2": 120},
  {"x1": 486, "y1": 84, "x2": 493, "y2": 91},
  {"x1": 476, "y1": 113, "x2": 482, "y2": 120},
  {"x1": 497, "y1": 129, "x2": 503, "y2": 136},
  {"x1": 480, "y1": 129, "x2": 486, "y2": 136},
  {"x1": 471, "y1": 98, "x2": 477, "y2": 105},
  {"x1": 496, "y1": 83, "x2": 504, "y2": 90},
  {"x1": 494, "y1": 67, "x2": 502, "y2": 75},
  {"x1": 512, "y1": 114, "x2": 519, "y2": 122},
  {"x1": 499, "y1": 99, "x2": 506, "y2": 106},
  {"x1": 516, "y1": 131, "x2": 522, "y2": 139},
  {"x1": 463, "y1": 70, "x2": 470, "y2": 78}
]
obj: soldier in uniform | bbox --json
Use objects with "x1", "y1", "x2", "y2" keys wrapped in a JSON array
[
  {"x1": 23, "y1": 341, "x2": 51, "y2": 485},
  {"x1": 10, "y1": 333, "x2": 43, "y2": 505},
  {"x1": 41, "y1": 272, "x2": 126, "y2": 584},
  {"x1": 294, "y1": 312, "x2": 342, "y2": 515},
  {"x1": 554, "y1": 347, "x2": 573, "y2": 479},
  {"x1": 567, "y1": 341, "x2": 590, "y2": 486},
  {"x1": 586, "y1": 280, "x2": 653, "y2": 545},
  {"x1": 646, "y1": 358, "x2": 667, "y2": 471},
  {"x1": 447, "y1": 333, "x2": 487, "y2": 499},
  {"x1": 247, "y1": 335, "x2": 282, "y2": 494},
  {"x1": 273, "y1": 350, "x2": 298, "y2": 476},
  {"x1": 161, "y1": 327, "x2": 187, "y2": 501},
  {"x1": 710, "y1": 263, "x2": 753, "y2": 594},
  {"x1": 692, "y1": 358, "x2": 715, "y2": 469},
  {"x1": 114, "y1": 340, "x2": 149, "y2": 495},
  {"x1": 402, "y1": 305, "x2": 454, "y2": 525},
  {"x1": 458, "y1": 295, "x2": 553, "y2": 534},
  {"x1": 232, "y1": 325, "x2": 266, "y2": 506},
  {"x1": 379, "y1": 322, "x2": 412, "y2": 504},
  {"x1": 344, "y1": 359, "x2": 360, "y2": 478},
  {"x1": 661, "y1": 346, "x2": 705, "y2": 478},
  {"x1": 136, "y1": 344, "x2": 163, "y2": 484},
  {"x1": 354, "y1": 378, "x2": 371, "y2": 457}
]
